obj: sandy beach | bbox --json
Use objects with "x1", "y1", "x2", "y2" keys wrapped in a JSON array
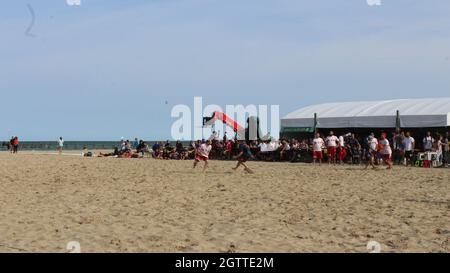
[{"x1": 0, "y1": 152, "x2": 448, "y2": 253}]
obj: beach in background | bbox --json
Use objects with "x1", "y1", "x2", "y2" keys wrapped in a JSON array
[
  {"x1": 1, "y1": 141, "x2": 185, "y2": 151},
  {"x1": 0, "y1": 153, "x2": 448, "y2": 253}
]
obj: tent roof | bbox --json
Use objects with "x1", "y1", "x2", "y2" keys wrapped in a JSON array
[{"x1": 281, "y1": 98, "x2": 450, "y2": 129}]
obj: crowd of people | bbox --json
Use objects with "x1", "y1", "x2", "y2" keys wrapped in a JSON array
[
  {"x1": 96, "y1": 138, "x2": 152, "y2": 158},
  {"x1": 2, "y1": 130, "x2": 449, "y2": 170},
  {"x1": 144, "y1": 130, "x2": 449, "y2": 169}
]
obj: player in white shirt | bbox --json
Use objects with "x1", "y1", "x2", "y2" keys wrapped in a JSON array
[
  {"x1": 312, "y1": 133, "x2": 325, "y2": 165},
  {"x1": 403, "y1": 132, "x2": 415, "y2": 166},
  {"x1": 193, "y1": 140, "x2": 212, "y2": 172},
  {"x1": 364, "y1": 133, "x2": 378, "y2": 169},
  {"x1": 379, "y1": 133, "x2": 393, "y2": 169},
  {"x1": 338, "y1": 135, "x2": 347, "y2": 164},
  {"x1": 325, "y1": 131, "x2": 339, "y2": 165}
]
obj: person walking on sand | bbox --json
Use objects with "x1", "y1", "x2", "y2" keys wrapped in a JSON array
[
  {"x1": 379, "y1": 133, "x2": 393, "y2": 169},
  {"x1": 312, "y1": 132, "x2": 324, "y2": 166},
  {"x1": 193, "y1": 140, "x2": 212, "y2": 172},
  {"x1": 57, "y1": 137, "x2": 64, "y2": 154},
  {"x1": 364, "y1": 133, "x2": 378, "y2": 170},
  {"x1": 9, "y1": 136, "x2": 14, "y2": 153},
  {"x1": 325, "y1": 131, "x2": 339, "y2": 165},
  {"x1": 233, "y1": 140, "x2": 253, "y2": 173},
  {"x1": 12, "y1": 136, "x2": 19, "y2": 154}
]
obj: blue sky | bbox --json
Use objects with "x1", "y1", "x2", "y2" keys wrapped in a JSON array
[{"x1": 1, "y1": 0, "x2": 450, "y2": 140}]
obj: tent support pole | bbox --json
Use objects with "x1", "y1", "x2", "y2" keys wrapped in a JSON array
[
  {"x1": 396, "y1": 110, "x2": 400, "y2": 133},
  {"x1": 313, "y1": 113, "x2": 317, "y2": 134}
]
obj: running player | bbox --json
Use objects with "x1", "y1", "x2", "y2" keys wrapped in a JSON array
[
  {"x1": 233, "y1": 140, "x2": 253, "y2": 173},
  {"x1": 379, "y1": 133, "x2": 393, "y2": 169},
  {"x1": 193, "y1": 140, "x2": 212, "y2": 172},
  {"x1": 364, "y1": 133, "x2": 378, "y2": 170}
]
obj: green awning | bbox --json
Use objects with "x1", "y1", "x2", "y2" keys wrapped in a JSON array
[{"x1": 281, "y1": 127, "x2": 314, "y2": 133}]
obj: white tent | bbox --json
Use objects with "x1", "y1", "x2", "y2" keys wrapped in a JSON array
[{"x1": 281, "y1": 98, "x2": 450, "y2": 130}]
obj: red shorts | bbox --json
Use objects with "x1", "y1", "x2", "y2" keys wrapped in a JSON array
[
  {"x1": 339, "y1": 148, "x2": 347, "y2": 161},
  {"x1": 313, "y1": 151, "x2": 323, "y2": 159},
  {"x1": 327, "y1": 147, "x2": 337, "y2": 158},
  {"x1": 195, "y1": 155, "x2": 208, "y2": 162}
]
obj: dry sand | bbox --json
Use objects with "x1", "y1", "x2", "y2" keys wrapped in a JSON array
[{"x1": 0, "y1": 152, "x2": 448, "y2": 253}]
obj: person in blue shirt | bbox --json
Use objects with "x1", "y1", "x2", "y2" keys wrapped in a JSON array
[
  {"x1": 232, "y1": 140, "x2": 253, "y2": 173},
  {"x1": 152, "y1": 142, "x2": 162, "y2": 158}
]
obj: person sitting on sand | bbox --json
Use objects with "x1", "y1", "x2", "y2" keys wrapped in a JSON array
[
  {"x1": 98, "y1": 147, "x2": 120, "y2": 157},
  {"x1": 193, "y1": 140, "x2": 212, "y2": 171},
  {"x1": 82, "y1": 147, "x2": 95, "y2": 157},
  {"x1": 136, "y1": 140, "x2": 151, "y2": 157},
  {"x1": 152, "y1": 142, "x2": 162, "y2": 159},
  {"x1": 120, "y1": 140, "x2": 131, "y2": 153},
  {"x1": 186, "y1": 141, "x2": 197, "y2": 159},
  {"x1": 163, "y1": 141, "x2": 174, "y2": 159},
  {"x1": 175, "y1": 141, "x2": 188, "y2": 160},
  {"x1": 233, "y1": 140, "x2": 253, "y2": 173},
  {"x1": 118, "y1": 149, "x2": 141, "y2": 158}
]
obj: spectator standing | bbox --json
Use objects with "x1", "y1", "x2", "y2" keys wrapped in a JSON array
[
  {"x1": 12, "y1": 136, "x2": 19, "y2": 154},
  {"x1": 312, "y1": 132, "x2": 325, "y2": 166},
  {"x1": 423, "y1": 131, "x2": 435, "y2": 152},
  {"x1": 403, "y1": 132, "x2": 415, "y2": 166},
  {"x1": 443, "y1": 132, "x2": 449, "y2": 167},
  {"x1": 325, "y1": 131, "x2": 339, "y2": 165}
]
